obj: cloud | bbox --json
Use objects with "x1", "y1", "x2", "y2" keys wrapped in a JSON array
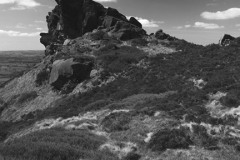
[
  {"x1": 94, "y1": 0, "x2": 117, "y2": 2},
  {"x1": 16, "y1": 24, "x2": 25, "y2": 28},
  {"x1": 206, "y1": 3, "x2": 218, "y2": 6},
  {"x1": 236, "y1": 24, "x2": 240, "y2": 27},
  {"x1": 0, "y1": 29, "x2": 40, "y2": 36},
  {"x1": 193, "y1": 22, "x2": 224, "y2": 29},
  {"x1": 174, "y1": 26, "x2": 183, "y2": 30},
  {"x1": 201, "y1": 8, "x2": 240, "y2": 20},
  {"x1": 173, "y1": 25, "x2": 191, "y2": 30},
  {"x1": 0, "y1": 0, "x2": 40, "y2": 10},
  {"x1": 35, "y1": 20, "x2": 45, "y2": 23},
  {"x1": 174, "y1": 22, "x2": 223, "y2": 30},
  {"x1": 36, "y1": 28, "x2": 42, "y2": 30},
  {"x1": 127, "y1": 16, "x2": 164, "y2": 28}
]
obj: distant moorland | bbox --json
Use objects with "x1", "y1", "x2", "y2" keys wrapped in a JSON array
[{"x1": 0, "y1": 51, "x2": 44, "y2": 87}]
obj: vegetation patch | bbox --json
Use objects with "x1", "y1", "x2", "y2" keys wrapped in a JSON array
[
  {"x1": 94, "y1": 45, "x2": 147, "y2": 73},
  {"x1": 101, "y1": 112, "x2": 135, "y2": 132},
  {"x1": 191, "y1": 124, "x2": 219, "y2": 150},
  {"x1": 35, "y1": 69, "x2": 49, "y2": 86},
  {"x1": 129, "y1": 38, "x2": 148, "y2": 47},
  {"x1": 16, "y1": 91, "x2": 38, "y2": 105},
  {"x1": 0, "y1": 128, "x2": 118, "y2": 160},
  {"x1": 148, "y1": 128, "x2": 193, "y2": 152}
]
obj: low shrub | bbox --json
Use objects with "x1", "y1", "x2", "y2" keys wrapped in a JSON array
[
  {"x1": 60, "y1": 80, "x2": 78, "y2": 94},
  {"x1": 84, "y1": 99, "x2": 112, "y2": 111},
  {"x1": 0, "y1": 128, "x2": 118, "y2": 160},
  {"x1": 220, "y1": 89, "x2": 240, "y2": 108},
  {"x1": 89, "y1": 30, "x2": 109, "y2": 40},
  {"x1": 123, "y1": 153, "x2": 141, "y2": 160},
  {"x1": 94, "y1": 45, "x2": 147, "y2": 73},
  {"x1": 16, "y1": 91, "x2": 38, "y2": 104},
  {"x1": 129, "y1": 38, "x2": 148, "y2": 47},
  {"x1": 148, "y1": 128, "x2": 192, "y2": 152},
  {"x1": 35, "y1": 69, "x2": 49, "y2": 86},
  {"x1": 191, "y1": 124, "x2": 219, "y2": 150},
  {"x1": 101, "y1": 112, "x2": 134, "y2": 132},
  {"x1": 0, "y1": 99, "x2": 7, "y2": 115}
]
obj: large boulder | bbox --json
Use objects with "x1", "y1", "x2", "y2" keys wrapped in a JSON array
[
  {"x1": 155, "y1": 29, "x2": 171, "y2": 40},
  {"x1": 219, "y1": 34, "x2": 236, "y2": 46},
  {"x1": 40, "y1": 33, "x2": 53, "y2": 47},
  {"x1": 102, "y1": 16, "x2": 121, "y2": 28},
  {"x1": 129, "y1": 17, "x2": 142, "y2": 28},
  {"x1": 49, "y1": 58, "x2": 93, "y2": 89},
  {"x1": 109, "y1": 21, "x2": 146, "y2": 40},
  {"x1": 105, "y1": 7, "x2": 128, "y2": 22}
]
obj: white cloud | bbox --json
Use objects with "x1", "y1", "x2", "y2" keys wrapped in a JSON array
[
  {"x1": 0, "y1": 0, "x2": 15, "y2": 4},
  {"x1": 174, "y1": 22, "x2": 223, "y2": 30},
  {"x1": 94, "y1": 0, "x2": 117, "y2": 2},
  {"x1": 173, "y1": 25, "x2": 191, "y2": 30},
  {"x1": 236, "y1": 24, "x2": 240, "y2": 27},
  {"x1": 185, "y1": 25, "x2": 191, "y2": 28},
  {"x1": 35, "y1": 20, "x2": 45, "y2": 23},
  {"x1": 0, "y1": 29, "x2": 40, "y2": 36},
  {"x1": 206, "y1": 3, "x2": 218, "y2": 6},
  {"x1": 127, "y1": 16, "x2": 164, "y2": 28},
  {"x1": 193, "y1": 22, "x2": 224, "y2": 29},
  {"x1": 36, "y1": 27, "x2": 42, "y2": 30},
  {"x1": 201, "y1": 8, "x2": 240, "y2": 20},
  {"x1": 174, "y1": 26, "x2": 183, "y2": 30},
  {"x1": 15, "y1": 24, "x2": 26, "y2": 28},
  {"x1": 0, "y1": 0, "x2": 40, "y2": 10}
]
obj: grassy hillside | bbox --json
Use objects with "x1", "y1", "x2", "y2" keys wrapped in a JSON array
[{"x1": 1, "y1": 36, "x2": 240, "y2": 160}]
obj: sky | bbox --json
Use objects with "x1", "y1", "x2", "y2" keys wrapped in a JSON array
[{"x1": 0, "y1": 0, "x2": 240, "y2": 50}]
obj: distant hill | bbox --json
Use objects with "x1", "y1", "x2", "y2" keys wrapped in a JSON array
[{"x1": 0, "y1": 50, "x2": 44, "y2": 57}]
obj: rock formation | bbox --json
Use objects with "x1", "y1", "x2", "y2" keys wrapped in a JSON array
[
  {"x1": 40, "y1": 0, "x2": 146, "y2": 47},
  {"x1": 39, "y1": 0, "x2": 147, "y2": 89},
  {"x1": 219, "y1": 34, "x2": 236, "y2": 46},
  {"x1": 155, "y1": 29, "x2": 174, "y2": 41}
]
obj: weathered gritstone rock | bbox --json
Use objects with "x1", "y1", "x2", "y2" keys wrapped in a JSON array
[
  {"x1": 40, "y1": 0, "x2": 145, "y2": 48},
  {"x1": 49, "y1": 58, "x2": 93, "y2": 89},
  {"x1": 219, "y1": 34, "x2": 236, "y2": 46}
]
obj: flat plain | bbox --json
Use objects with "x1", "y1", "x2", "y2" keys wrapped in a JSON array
[{"x1": 0, "y1": 51, "x2": 44, "y2": 87}]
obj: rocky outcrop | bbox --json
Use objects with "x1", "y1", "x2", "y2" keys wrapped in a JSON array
[
  {"x1": 129, "y1": 17, "x2": 142, "y2": 28},
  {"x1": 108, "y1": 21, "x2": 146, "y2": 40},
  {"x1": 39, "y1": 0, "x2": 147, "y2": 89},
  {"x1": 40, "y1": 33, "x2": 53, "y2": 47},
  {"x1": 155, "y1": 29, "x2": 173, "y2": 41},
  {"x1": 219, "y1": 34, "x2": 236, "y2": 46},
  {"x1": 49, "y1": 58, "x2": 93, "y2": 89},
  {"x1": 40, "y1": 0, "x2": 145, "y2": 47}
]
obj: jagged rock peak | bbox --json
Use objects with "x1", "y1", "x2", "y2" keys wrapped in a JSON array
[
  {"x1": 219, "y1": 34, "x2": 236, "y2": 46},
  {"x1": 40, "y1": 0, "x2": 146, "y2": 47}
]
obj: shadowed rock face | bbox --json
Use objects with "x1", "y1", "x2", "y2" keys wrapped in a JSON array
[
  {"x1": 49, "y1": 58, "x2": 93, "y2": 89},
  {"x1": 219, "y1": 34, "x2": 236, "y2": 46},
  {"x1": 40, "y1": 0, "x2": 145, "y2": 47}
]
